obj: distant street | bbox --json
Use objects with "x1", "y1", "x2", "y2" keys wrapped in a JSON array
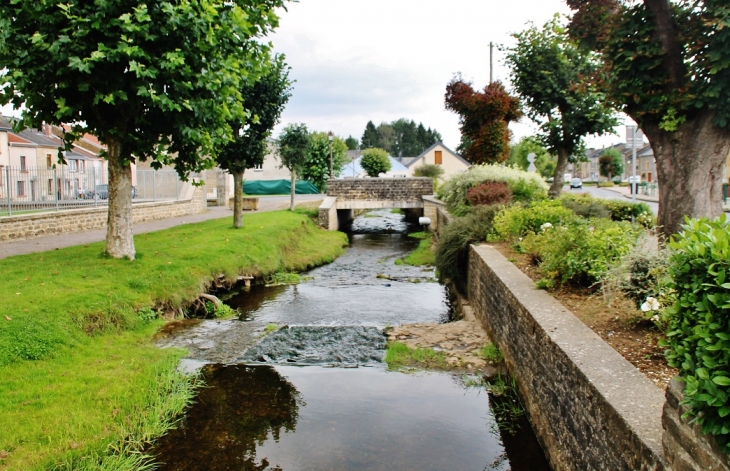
[{"x1": 564, "y1": 185, "x2": 659, "y2": 215}]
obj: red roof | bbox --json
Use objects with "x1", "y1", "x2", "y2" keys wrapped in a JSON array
[{"x1": 7, "y1": 133, "x2": 34, "y2": 145}]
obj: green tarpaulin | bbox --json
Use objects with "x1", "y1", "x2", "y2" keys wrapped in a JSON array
[{"x1": 243, "y1": 179, "x2": 320, "y2": 195}]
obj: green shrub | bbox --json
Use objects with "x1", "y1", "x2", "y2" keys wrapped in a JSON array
[
  {"x1": 618, "y1": 182, "x2": 630, "y2": 187},
  {"x1": 491, "y1": 199, "x2": 576, "y2": 241},
  {"x1": 597, "y1": 181, "x2": 615, "y2": 188},
  {"x1": 521, "y1": 218, "x2": 642, "y2": 286},
  {"x1": 360, "y1": 147, "x2": 391, "y2": 177},
  {"x1": 603, "y1": 200, "x2": 654, "y2": 227},
  {"x1": 560, "y1": 194, "x2": 611, "y2": 219},
  {"x1": 438, "y1": 164, "x2": 548, "y2": 213},
  {"x1": 435, "y1": 205, "x2": 500, "y2": 292},
  {"x1": 413, "y1": 163, "x2": 445, "y2": 180},
  {"x1": 663, "y1": 215, "x2": 730, "y2": 451}
]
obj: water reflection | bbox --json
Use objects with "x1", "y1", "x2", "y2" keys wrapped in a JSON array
[{"x1": 152, "y1": 364, "x2": 301, "y2": 471}]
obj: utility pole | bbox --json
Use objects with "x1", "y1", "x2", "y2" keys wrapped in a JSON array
[
  {"x1": 328, "y1": 131, "x2": 334, "y2": 179},
  {"x1": 489, "y1": 42, "x2": 494, "y2": 84}
]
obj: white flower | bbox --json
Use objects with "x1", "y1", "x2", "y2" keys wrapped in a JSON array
[
  {"x1": 540, "y1": 222, "x2": 553, "y2": 231},
  {"x1": 651, "y1": 315, "x2": 660, "y2": 323},
  {"x1": 641, "y1": 297, "x2": 661, "y2": 312}
]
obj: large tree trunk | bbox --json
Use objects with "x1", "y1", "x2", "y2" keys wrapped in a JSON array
[
  {"x1": 289, "y1": 169, "x2": 296, "y2": 211},
  {"x1": 105, "y1": 138, "x2": 135, "y2": 259},
  {"x1": 643, "y1": 112, "x2": 730, "y2": 238},
  {"x1": 232, "y1": 170, "x2": 244, "y2": 229},
  {"x1": 548, "y1": 146, "x2": 570, "y2": 199}
]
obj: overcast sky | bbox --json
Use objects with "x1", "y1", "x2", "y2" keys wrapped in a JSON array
[
  {"x1": 271, "y1": 0, "x2": 635, "y2": 151},
  {"x1": 1, "y1": 0, "x2": 634, "y2": 151}
]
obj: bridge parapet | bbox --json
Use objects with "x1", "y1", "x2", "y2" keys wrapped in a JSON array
[{"x1": 326, "y1": 178, "x2": 433, "y2": 202}]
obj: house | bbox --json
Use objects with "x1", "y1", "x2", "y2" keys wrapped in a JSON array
[{"x1": 398, "y1": 142, "x2": 470, "y2": 179}]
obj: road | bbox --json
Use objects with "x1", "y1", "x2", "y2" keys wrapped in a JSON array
[{"x1": 564, "y1": 185, "x2": 659, "y2": 214}]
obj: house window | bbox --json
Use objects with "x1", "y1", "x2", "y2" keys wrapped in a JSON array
[
  {"x1": 17, "y1": 181, "x2": 25, "y2": 197},
  {"x1": 69, "y1": 160, "x2": 78, "y2": 172},
  {"x1": 47, "y1": 154, "x2": 53, "y2": 168},
  {"x1": 20, "y1": 156, "x2": 26, "y2": 171},
  {"x1": 434, "y1": 150, "x2": 443, "y2": 165},
  {"x1": 79, "y1": 160, "x2": 85, "y2": 172},
  {"x1": 645, "y1": 161, "x2": 650, "y2": 170},
  {"x1": 48, "y1": 179, "x2": 53, "y2": 196},
  {"x1": 254, "y1": 163, "x2": 263, "y2": 172}
]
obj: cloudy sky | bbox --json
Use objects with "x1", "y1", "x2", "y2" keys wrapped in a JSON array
[
  {"x1": 270, "y1": 0, "x2": 633, "y2": 151},
  {"x1": 1, "y1": 0, "x2": 634, "y2": 151}
]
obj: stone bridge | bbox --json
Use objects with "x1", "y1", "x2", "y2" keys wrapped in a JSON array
[{"x1": 318, "y1": 178, "x2": 435, "y2": 230}]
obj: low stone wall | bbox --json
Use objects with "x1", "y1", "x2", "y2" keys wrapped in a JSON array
[
  {"x1": 663, "y1": 379, "x2": 730, "y2": 470},
  {"x1": 468, "y1": 244, "x2": 667, "y2": 471},
  {"x1": 0, "y1": 188, "x2": 206, "y2": 241},
  {"x1": 422, "y1": 195, "x2": 444, "y2": 231},
  {"x1": 327, "y1": 178, "x2": 432, "y2": 202},
  {"x1": 318, "y1": 197, "x2": 338, "y2": 231}
]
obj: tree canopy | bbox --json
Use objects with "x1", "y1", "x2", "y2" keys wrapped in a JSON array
[
  {"x1": 360, "y1": 148, "x2": 391, "y2": 177},
  {"x1": 0, "y1": 0, "x2": 283, "y2": 258},
  {"x1": 359, "y1": 119, "x2": 441, "y2": 156},
  {"x1": 217, "y1": 54, "x2": 292, "y2": 228},
  {"x1": 444, "y1": 76, "x2": 522, "y2": 165},
  {"x1": 278, "y1": 123, "x2": 310, "y2": 211},
  {"x1": 344, "y1": 135, "x2": 359, "y2": 150},
  {"x1": 598, "y1": 148, "x2": 624, "y2": 180},
  {"x1": 504, "y1": 15, "x2": 618, "y2": 198},
  {"x1": 566, "y1": 0, "x2": 730, "y2": 235},
  {"x1": 508, "y1": 136, "x2": 555, "y2": 179},
  {"x1": 301, "y1": 132, "x2": 348, "y2": 192}
]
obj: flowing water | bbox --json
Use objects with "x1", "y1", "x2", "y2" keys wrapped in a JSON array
[{"x1": 154, "y1": 209, "x2": 552, "y2": 470}]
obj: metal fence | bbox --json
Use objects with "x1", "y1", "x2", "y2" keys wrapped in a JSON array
[{"x1": 0, "y1": 166, "x2": 188, "y2": 217}]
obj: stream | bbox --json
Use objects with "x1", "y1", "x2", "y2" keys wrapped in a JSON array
[{"x1": 154, "y1": 209, "x2": 552, "y2": 470}]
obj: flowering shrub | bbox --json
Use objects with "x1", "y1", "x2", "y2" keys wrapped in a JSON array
[
  {"x1": 663, "y1": 215, "x2": 730, "y2": 452},
  {"x1": 520, "y1": 218, "x2": 642, "y2": 286},
  {"x1": 491, "y1": 199, "x2": 576, "y2": 240},
  {"x1": 467, "y1": 181, "x2": 513, "y2": 207},
  {"x1": 438, "y1": 164, "x2": 548, "y2": 212}
]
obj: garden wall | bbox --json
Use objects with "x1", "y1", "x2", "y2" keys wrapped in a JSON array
[
  {"x1": 0, "y1": 187, "x2": 206, "y2": 241},
  {"x1": 468, "y1": 244, "x2": 667, "y2": 471}
]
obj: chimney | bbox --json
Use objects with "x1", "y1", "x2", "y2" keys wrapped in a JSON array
[{"x1": 43, "y1": 122, "x2": 53, "y2": 137}]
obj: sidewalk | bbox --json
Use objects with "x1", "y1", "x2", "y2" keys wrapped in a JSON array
[
  {"x1": 603, "y1": 185, "x2": 730, "y2": 212},
  {"x1": 0, "y1": 194, "x2": 324, "y2": 260}
]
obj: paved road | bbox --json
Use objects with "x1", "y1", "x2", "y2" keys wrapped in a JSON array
[
  {"x1": 0, "y1": 194, "x2": 325, "y2": 260},
  {"x1": 564, "y1": 185, "x2": 659, "y2": 214}
]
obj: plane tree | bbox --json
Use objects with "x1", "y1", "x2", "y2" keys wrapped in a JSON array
[
  {"x1": 0, "y1": 0, "x2": 283, "y2": 259},
  {"x1": 567, "y1": 0, "x2": 730, "y2": 236},
  {"x1": 504, "y1": 16, "x2": 618, "y2": 198},
  {"x1": 278, "y1": 123, "x2": 310, "y2": 211},
  {"x1": 218, "y1": 54, "x2": 292, "y2": 229}
]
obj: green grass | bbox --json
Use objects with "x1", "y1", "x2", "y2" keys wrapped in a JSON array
[
  {"x1": 0, "y1": 210, "x2": 348, "y2": 469},
  {"x1": 384, "y1": 341, "x2": 448, "y2": 370},
  {"x1": 479, "y1": 342, "x2": 504, "y2": 364},
  {"x1": 402, "y1": 232, "x2": 436, "y2": 267},
  {"x1": 390, "y1": 208, "x2": 403, "y2": 214}
]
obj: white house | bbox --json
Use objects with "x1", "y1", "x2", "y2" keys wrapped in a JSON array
[{"x1": 398, "y1": 142, "x2": 470, "y2": 179}]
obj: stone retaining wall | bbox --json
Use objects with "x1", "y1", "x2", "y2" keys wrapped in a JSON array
[
  {"x1": 468, "y1": 244, "x2": 667, "y2": 471},
  {"x1": 0, "y1": 188, "x2": 206, "y2": 241},
  {"x1": 663, "y1": 379, "x2": 730, "y2": 470},
  {"x1": 318, "y1": 197, "x2": 338, "y2": 231},
  {"x1": 327, "y1": 178, "x2": 432, "y2": 202}
]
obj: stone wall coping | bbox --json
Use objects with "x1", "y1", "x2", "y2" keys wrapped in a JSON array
[
  {"x1": 421, "y1": 195, "x2": 445, "y2": 205},
  {"x1": 471, "y1": 244, "x2": 667, "y2": 465},
  {"x1": 0, "y1": 198, "x2": 195, "y2": 224},
  {"x1": 318, "y1": 196, "x2": 337, "y2": 210},
  {"x1": 334, "y1": 200, "x2": 423, "y2": 210}
]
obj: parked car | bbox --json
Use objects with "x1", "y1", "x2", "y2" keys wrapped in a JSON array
[{"x1": 569, "y1": 177, "x2": 583, "y2": 190}]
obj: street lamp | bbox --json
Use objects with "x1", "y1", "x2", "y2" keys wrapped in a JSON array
[{"x1": 328, "y1": 131, "x2": 334, "y2": 179}]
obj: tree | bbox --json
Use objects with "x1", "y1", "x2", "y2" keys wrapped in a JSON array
[
  {"x1": 278, "y1": 124, "x2": 310, "y2": 211},
  {"x1": 444, "y1": 76, "x2": 523, "y2": 165},
  {"x1": 218, "y1": 55, "x2": 292, "y2": 228},
  {"x1": 567, "y1": 1, "x2": 730, "y2": 236},
  {"x1": 598, "y1": 149, "x2": 624, "y2": 181},
  {"x1": 361, "y1": 121, "x2": 378, "y2": 149},
  {"x1": 345, "y1": 135, "x2": 359, "y2": 150},
  {"x1": 507, "y1": 136, "x2": 555, "y2": 178},
  {"x1": 360, "y1": 148, "x2": 391, "y2": 177},
  {"x1": 0, "y1": 0, "x2": 283, "y2": 259},
  {"x1": 359, "y1": 119, "x2": 443, "y2": 156},
  {"x1": 301, "y1": 132, "x2": 348, "y2": 192},
  {"x1": 505, "y1": 16, "x2": 618, "y2": 199},
  {"x1": 413, "y1": 164, "x2": 445, "y2": 180}
]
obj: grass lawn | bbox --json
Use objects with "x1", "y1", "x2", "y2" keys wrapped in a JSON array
[
  {"x1": 0, "y1": 210, "x2": 348, "y2": 470},
  {"x1": 402, "y1": 231, "x2": 436, "y2": 267}
]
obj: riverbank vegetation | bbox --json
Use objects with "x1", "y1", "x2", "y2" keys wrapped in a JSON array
[
  {"x1": 384, "y1": 341, "x2": 448, "y2": 370},
  {"x1": 0, "y1": 211, "x2": 347, "y2": 470},
  {"x1": 402, "y1": 232, "x2": 436, "y2": 267}
]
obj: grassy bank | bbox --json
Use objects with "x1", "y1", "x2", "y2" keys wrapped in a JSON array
[
  {"x1": 0, "y1": 211, "x2": 348, "y2": 469},
  {"x1": 402, "y1": 232, "x2": 435, "y2": 267}
]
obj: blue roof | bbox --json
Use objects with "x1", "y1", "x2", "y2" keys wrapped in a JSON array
[{"x1": 339, "y1": 155, "x2": 408, "y2": 178}]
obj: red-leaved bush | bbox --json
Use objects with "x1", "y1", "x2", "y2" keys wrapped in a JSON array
[{"x1": 467, "y1": 181, "x2": 513, "y2": 207}]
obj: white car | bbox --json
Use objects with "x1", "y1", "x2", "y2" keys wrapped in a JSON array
[{"x1": 569, "y1": 177, "x2": 583, "y2": 189}]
